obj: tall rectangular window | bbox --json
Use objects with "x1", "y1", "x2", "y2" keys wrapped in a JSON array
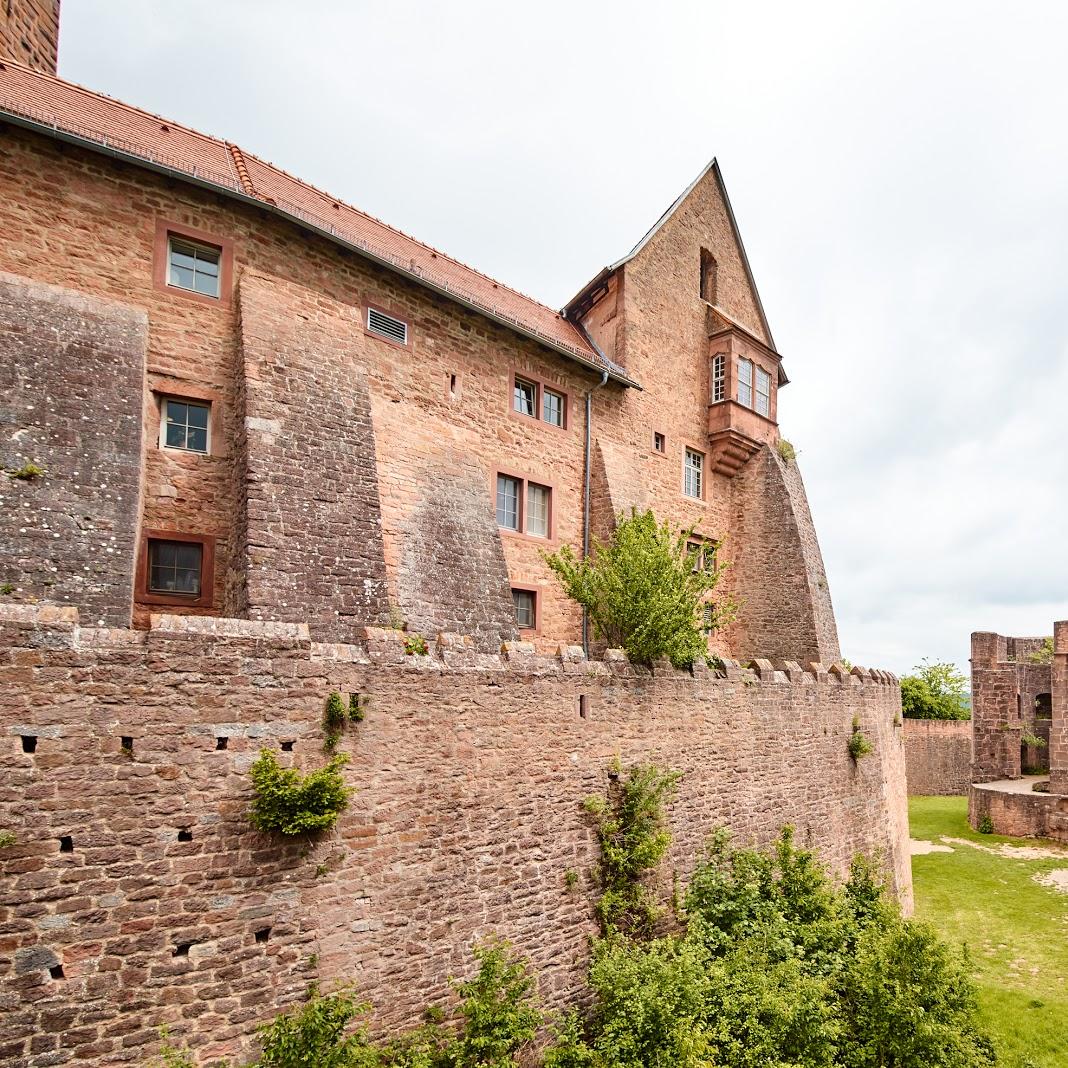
[
  {"x1": 755, "y1": 367, "x2": 771, "y2": 417},
  {"x1": 161, "y1": 398, "x2": 210, "y2": 453},
  {"x1": 168, "y1": 237, "x2": 221, "y2": 298},
  {"x1": 543, "y1": 388, "x2": 565, "y2": 428},
  {"x1": 513, "y1": 377, "x2": 537, "y2": 417},
  {"x1": 737, "y1": 358, "x2": 753, "y2": 407},
  {"x1": 512, "y1": 589, "x2": 536, "y2": 629},
  {"x1": 712, "y1": 354, "x2": 726, "y2": 403},
  {"x1": 684, "y1": 448, "x2": 704, "y2": 499},
  {"x1": 496, "y1": 475, "x2": 520, "y2": 530},
  {"x1": 526, "y1": 482, "x2": 550, "y2": 537},
  {"x1": 148, "y1": 540, "x2": 203, "y2": 596}
]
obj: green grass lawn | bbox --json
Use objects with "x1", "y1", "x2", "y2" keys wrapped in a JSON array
[{"x1": 909, "y1": 796, "x2": 1068, "y2": 1068}]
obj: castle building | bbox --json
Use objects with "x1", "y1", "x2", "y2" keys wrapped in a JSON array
[
  {"x1": 0, "y1": 6, "x2": 911, "y2": 1066},
  {"x1": 0, "y1": 1, "x2": 839, "y2": 666}
]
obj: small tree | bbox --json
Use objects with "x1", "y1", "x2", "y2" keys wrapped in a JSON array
[
  {"x1": 900, "y1": 659, "x2": 970, "y2": 720},
  {"x1": 544, "y1": 509, "x2": 734, "y2": 667},
  {"x1": 1026, "y1": 637, "x2": 1055, "y2": 665}
]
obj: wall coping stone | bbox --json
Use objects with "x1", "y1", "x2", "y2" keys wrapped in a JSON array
[{"x1": 0, "y1": 605, "x2": 902, "y2": 692}]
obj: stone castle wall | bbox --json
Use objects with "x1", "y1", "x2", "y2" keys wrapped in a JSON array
[
  {"x1": 902, "y1": 718, "x2": 972, "y2": 795},
  {"x1": 0, "y1": 604, "x2": 909, "y2": 1067}
]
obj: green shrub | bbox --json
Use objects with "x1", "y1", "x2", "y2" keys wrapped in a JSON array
[
  {"x1": 900, "y1": 660, "x2": 970, "y2": 720},
  {"x1": 349, "y1": 693, "x2": 367, "y2": 724},
  {"x1": 0, "y1": 830, "x2": 15, "y2": 849},
  {"x1": 254, "y1": 985, "x2": 379, "y2": 1068},
  {"x1": 583, "y1": 761, "x2": 680, "y2": 938},
  {"x1": 978, "y1": 815, "x2": 994, "y2": 835},
  {"x1": 1026, "y1": 637, "x2": 1054, "y2": 665},
  {"x1": 445, "y1": 940, "x2": 541, "y2": 1067},
  {"x1": 848, "y1": 716, "x2": 873, "y2": 761},
  {"x1": 248, "y1": 749, "x2": 351, "y2": 835},
  {"x1": 1021, "y1": 730, "x2": 1047, "y2": 749},
  {"x1": 776, "y1": 438, "x2": 797, "y2": 462},
  {"x1": 404, "y1": 635, "x2": 429, "y2": 656},
  {"x1": 544, "y1": 508, "x2": 734, "y2": 668}
]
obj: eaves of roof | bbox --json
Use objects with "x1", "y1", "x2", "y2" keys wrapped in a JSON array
[{"x1": 0, "y1": 61, "x2": 640, "y2": 389}]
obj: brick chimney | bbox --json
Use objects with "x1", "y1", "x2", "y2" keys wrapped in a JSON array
[{"x1": 1, "y1": 0, "x2": 60, "y2": 74}]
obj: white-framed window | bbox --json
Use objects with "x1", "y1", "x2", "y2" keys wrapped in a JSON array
[
  {"x1": 755, "y1": 367, "x2": 771, "y2": 417},
  {"x1": 712, "y1": 354, "x2": 726, "y2": 403},
  {"x1": 160, "y1": 398, "x2": 210, "y2": 454},
  {"x1": 513, "y1": 589, "x2": 536, "y2": 629},
  {"x1": 543, "y1": 388, "x2": 565, "y2": 428},
  {"x1": 653, "y1": 431, "x2": 666, "y2": 453},
  {"x1": 514, "y1": 377, "x2": 537, "y2": 417},
  {"x1": 366, "y1": 307, "x2": 409, "y2": 345},
  {"x1": 684, "y1": 448, "x2": 704, "y2": 499},
  {"x1": 168, "y1": 237, "x2": 221, "y2": 298},
  {"x1": 496, "y1": 475, "x2": 520, "y2": 530},
  {"x1": 737, "y1": 358, "x2": 753, "y2": 407},
  {"x1": 702, "y1": 603, "x2": 715, "y2": 632},
  {"x1": 526, "y1": 482, "x2": 550, "y2": 537}
]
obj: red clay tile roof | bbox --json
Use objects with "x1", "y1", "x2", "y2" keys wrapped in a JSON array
[{"x1": 0, "y1": 59, "x2": 634, "y2": 385}]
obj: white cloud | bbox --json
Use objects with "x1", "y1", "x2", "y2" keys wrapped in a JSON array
[{"x1": 59, "y1": 0, "x2": 1068, "y2": 673}]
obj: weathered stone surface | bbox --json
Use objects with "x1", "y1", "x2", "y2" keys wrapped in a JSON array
[
  {"x1": 902, "y1": 719, "x2": 972, "y2": 796},
  {"x1": 0, "y1": 604, "x2": 910, "y2": 1067},
  {"x1": 0, "y1": 272, "x2": 146, "y2": 627}
]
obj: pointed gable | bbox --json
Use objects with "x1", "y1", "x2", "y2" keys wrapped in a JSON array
[{"x1": 617, "y1": 159, "x2": 774, "y2": 348}]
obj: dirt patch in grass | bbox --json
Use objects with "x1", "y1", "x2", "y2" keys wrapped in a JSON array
[
  {"x1": 910, "y1": 795, "x2": 1068, "y2": 1068},
  {"x1": 1034, "y1": 868, "x2": 1068, "y2": 894}
]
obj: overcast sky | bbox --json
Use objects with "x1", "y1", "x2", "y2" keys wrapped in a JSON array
[{"x1": 59, "y1": 1, "x2": 1068, "y2": 675}]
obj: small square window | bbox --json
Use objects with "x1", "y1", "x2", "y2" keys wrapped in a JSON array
[
  {"x1": 514, "y1": 377, "x2": 537, "y2": 417},
  {"x1": 543, "y1": 388, "x2": 565, "y2": 428},
  {"x1": 684, "y1": 448, "x2": 704, "y2": 500},
  {"x1": 526, "y1": 483, "x2": 550, "y2": 538},
  {"x1": 653, "y1": 432, "x2": 666, "y2": 453},
  {"x1": 161, "y1": 398, "x2": 210, "y2": 454},
  {"x1": 496, "y1": 475, "x2": 520, "y2": 530},
  {"x1": 168, "y1": 237, "x2": 221, "y2": 298},
  {"x1": 148, "y1": 539, "x2": 203, "y2": 596},
  {"x1": 513, "y1": 589, "x2": 536, "y2": 630}
]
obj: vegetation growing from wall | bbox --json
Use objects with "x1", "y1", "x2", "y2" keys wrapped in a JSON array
[
  {"x1": 158, "y1": 765, "x2": 994, "y2": 1068},
  {"x1": 544, "y1": 509, "x2": 734, "y2": 668},
  {"x1": 901, "y1": 659, "x2": 971, "y2": 720},
  {"x1": 1026, "y1": 637, "x2": 1055, "y2": 665},
  {"x1": 848, "y1": 715, "x2": 874, "y2": 760},
  {"x1": 581, "y1": 761, "x2": 681, "y2": 937},
  {"x1": 248, "y1": 749, "x2": 351, "y2": 835}
]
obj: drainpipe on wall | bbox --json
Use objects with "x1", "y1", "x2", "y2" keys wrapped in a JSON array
[{"x1": 573, "y1": 320, "x2": 611, "y2": 657}]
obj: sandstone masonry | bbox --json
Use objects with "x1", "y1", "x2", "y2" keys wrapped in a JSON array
[{"x1": 0, "y1": 604, "x2": 909, "y2": 1067}]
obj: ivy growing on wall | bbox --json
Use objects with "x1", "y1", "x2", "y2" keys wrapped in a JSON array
[{"x1": 582, "y1": 760, "x2": 681, "y2": 938}]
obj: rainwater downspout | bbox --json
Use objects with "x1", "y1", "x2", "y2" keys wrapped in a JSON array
[{"x1": 574, "y1": 321, "x2": 611, "y2": 657}]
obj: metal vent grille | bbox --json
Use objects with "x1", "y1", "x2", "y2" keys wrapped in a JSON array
[{"x1": 367, "y1": 307, "x2": 408, "y2": 345}]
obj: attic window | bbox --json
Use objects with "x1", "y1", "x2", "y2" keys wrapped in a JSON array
[
  {"x1": 168, "y1": 237, "x2": 221, "y2": 298},
  {"x1": 366, "y1": 307, "x2": 408, "y2": 346}
]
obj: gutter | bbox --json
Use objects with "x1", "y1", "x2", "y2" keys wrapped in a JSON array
[
  {"x1": 0, "y1": 107, "x2": 642, "y2": 390},
  {"x1": 573, "y1": 320, "x2": 612, "y2": 657}
]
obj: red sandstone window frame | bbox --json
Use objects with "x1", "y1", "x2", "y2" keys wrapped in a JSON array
[
  {"x1": 363, "y1": 301, "x2": 413, "y2": 350},
  {"x1": 152, "y1": 385, "x2": 225, "y2": 458},
  {"x1": 136, "y1": 530, "x2": 216, "y2": 609},
  {"x1": 506, "y1": 368, "x2": 571, "y2": 432},
  {"x1": 652, "y1": 431, "x2": 667, "y2": 456},
  {"x1": 510, "y1": 584, "x2": 540, "y2": 635},
  {"x1": 492, "y1": 469, "x2": 558, "y2": 543},
  {"x1": 153, "y1": 220, "x2": 233, "y2": 307}
]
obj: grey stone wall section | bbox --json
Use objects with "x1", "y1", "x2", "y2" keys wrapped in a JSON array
[
  {"x1": 396, "y1": 457, "x2": 517, "y2": 650},
  {"x1": 0, "y1": 270, "x2": 145, "y2": 626},
  {"x1": 729, "y1": 446, "x2": 841, "y2": 664},
  {"x1": 237, "y1": 274, "x2": 391, "y2": 640}
]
